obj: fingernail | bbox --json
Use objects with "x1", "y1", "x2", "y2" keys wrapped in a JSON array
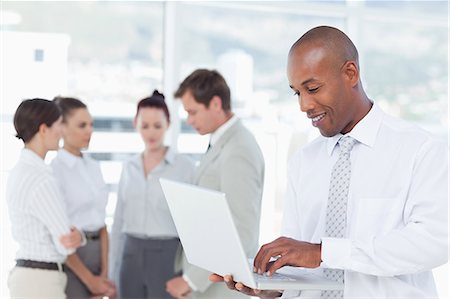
[
  {"x1": 258, "y1": 269, "x2": 262, "y2": 274},
  {"x1": 253, "y1": 267, "x2": 256, "y2": 272}
]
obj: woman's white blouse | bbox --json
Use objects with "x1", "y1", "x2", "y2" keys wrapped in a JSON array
[
  {"x1": 109, "y1": 148, "x2": 195, "y2": 280},
  {"x1": 6, "y1": 149, "x2": 75, "y2": 263},
  {"x1": 113, "y1": 148, "x2": 195, "y2": 238},
  {"x1": 51, "y1": 148, "x2": 108, "y2": 231}
]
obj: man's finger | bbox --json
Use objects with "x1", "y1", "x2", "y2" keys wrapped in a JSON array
[
  {"x1": 209, "y1": 273, "x2": 224, "y2": 282},
  {"x1": 254, "y1": 242, "x2": 271, "y2": 271},
  {"x1": 267, "y1": 255, "x2": 287, "y2": 276},
  {"x1": 235, "y1": 282, "x2": 258, "y2": 296},
  {"x1": 223, "y1": 275, "x2": 237, "y2": 290},
  {"x1": 256, "y1": 247, "x2": 283, "y2": 274},
  {"x1": 254, "y1": 238, "x2": 286, "y2": 273}
]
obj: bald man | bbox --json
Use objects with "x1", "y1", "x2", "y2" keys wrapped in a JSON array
[{"x1": 211, "y1": 26, "x2": 448, "y2": 298}]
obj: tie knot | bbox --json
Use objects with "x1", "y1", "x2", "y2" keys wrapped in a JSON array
[{"x1": 338, "y1": 136, "x2": 357, "y2": 155}]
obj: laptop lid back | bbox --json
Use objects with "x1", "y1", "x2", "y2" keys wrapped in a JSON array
[{"x1": 160, "y1": 178, "x2": 257, "y2": 289}]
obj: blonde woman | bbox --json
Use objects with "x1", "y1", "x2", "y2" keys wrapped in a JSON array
[{"x1": 51, "y1": 97, "x2": 116, "y2": 298}]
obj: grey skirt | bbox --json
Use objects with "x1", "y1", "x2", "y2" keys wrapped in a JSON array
[{"x1": 64, "y1": 232, "x2": 102, "y2": 298}]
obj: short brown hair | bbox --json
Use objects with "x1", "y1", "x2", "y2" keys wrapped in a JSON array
[
  {"x1": 13, "y1": 98, "x2": 61, "y2": 143},
  {"x1": 174, "y1": 69, "x2": 231, "y2": 111}
]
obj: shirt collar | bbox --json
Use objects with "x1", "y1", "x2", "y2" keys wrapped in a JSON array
[
  {"x1": 210, "y1": 114, "x2": 238, "y2": 146},
  {"x1": 58, "y1": 148, "x2": 83, "y2": 168},
  {"x1": 21, "y1": 148, "x2": 46, "y2": 168},
  {"x1": 164, "y1": 147, "x2": 176, "y2": 164},
  {"x1": 326, "y1": 102, "x2": 384, "y2": 156},
  {"x1": 133, "y1": 146, "x2": 176, "y2": 167}
]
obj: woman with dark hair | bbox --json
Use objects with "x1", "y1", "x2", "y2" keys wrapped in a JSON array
[
  {"x1": 110, "y1": 90, "x2": 195, "y2": 299},
  {"x1": 51, "y1": 96, "x2": 116, "y2": 298},
  {"x1": 6, "y1": 98, "x2": 84, "y2": 298}
]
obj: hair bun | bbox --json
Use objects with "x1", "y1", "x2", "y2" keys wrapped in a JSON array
[{"x1": 151, "y1": 90, "x2": 165, "y2": 101}]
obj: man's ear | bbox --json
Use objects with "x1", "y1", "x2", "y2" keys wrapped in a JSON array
[
  {"x1": 210, "y1": 96, "x2": 223, "y2": 111},
  {"x1": 343, "y1": 61, "x2": 359, "y2": 87}
]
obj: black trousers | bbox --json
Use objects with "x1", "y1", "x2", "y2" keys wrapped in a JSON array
[{"x1": 119, "y1": 235, "x2": 181, "y2": 299}]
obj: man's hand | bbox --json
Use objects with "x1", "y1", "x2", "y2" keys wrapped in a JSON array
[
  {"x1": 166, "y1": 276, "x2": 192, "y2": 299},
  {"x1": 60, "y1": 226, "x2": 82, "y2": 249},
  {"x1": 209, "y1": 274, "x2": 282, "y2": 299},
  {"x1": 254, "y1": 237, "x2": 322, "y2": 276}
]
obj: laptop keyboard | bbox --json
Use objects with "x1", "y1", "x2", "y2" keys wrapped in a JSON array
[{"x1": 253, "y1": 272, "x2": 296, "y2": 282}]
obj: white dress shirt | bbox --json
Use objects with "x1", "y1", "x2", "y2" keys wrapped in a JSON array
[
  {"x1": 209, "y1": 114, "x2": 238, "y2": 147},
  {"x1": 6, "y1": 149, "x2": 76, "y2": 263},
  {"x1": 51, "y1": 148, "x2": 108, "y2": 231},
  {"x1": 281, "y1": 103, "x2": 448, "y2": 298}
]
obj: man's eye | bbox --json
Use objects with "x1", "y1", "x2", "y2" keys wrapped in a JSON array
[
  {"x1": 308, "y1": 87, "x2": 320, "y2": 93},
  {"x1": 292, "y1": 91, "x2": 300, "y2": 96}
]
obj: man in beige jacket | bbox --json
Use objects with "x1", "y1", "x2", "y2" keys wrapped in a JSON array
[{"x1": 166, "y1": 69, "x2": 265, "y2": 299}]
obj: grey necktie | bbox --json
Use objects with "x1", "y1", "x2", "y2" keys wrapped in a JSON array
[{"x1": 321, "y1": 136, "x2": 357, "y2": 299}]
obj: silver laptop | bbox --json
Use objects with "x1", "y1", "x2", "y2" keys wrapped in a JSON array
[{"x1": 160, "y1": 178, "x2": 343, "y2": 291}]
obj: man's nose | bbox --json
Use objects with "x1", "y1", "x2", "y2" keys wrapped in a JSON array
[{"x1": 299, "y1": 95, "x2": 314, "y2": 113}]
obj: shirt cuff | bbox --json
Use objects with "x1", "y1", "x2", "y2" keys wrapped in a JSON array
[
  {"x1": 182, "y1": 274, "x2": 197, "y2": 291},
  {"x1": 321, "y1": 237, "x2": 352, "y2": 269},
  {"x1": 80, "y1": 230, "x2": 87, "y2": 247}
]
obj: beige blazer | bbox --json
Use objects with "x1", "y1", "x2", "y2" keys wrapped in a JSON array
[{"x1": 184, "y1": 119, "x2": 265, "y2": 299}]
